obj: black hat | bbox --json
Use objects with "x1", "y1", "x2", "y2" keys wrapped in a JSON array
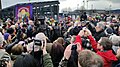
[{"x1": 105, "y1": 27, "x2": 113, "y2": 35}]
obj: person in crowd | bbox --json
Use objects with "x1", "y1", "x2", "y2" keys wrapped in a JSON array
[
  {"x1": 21, "y1": 24, "x2": 27, "y2": 33},
  {"x1": 109, "y1": 35, "x2": 120, "y2": 55},
  {"x1": 104, "y1": 27, "x2": 114, "y2": 37},
  {"x1": 11, "y1": 43, "x2": 24, "y2": 55},
  {"x1": 7, "y1": 27, "x2": 16, "y2": 42},
  {"x1": 80, "y1": 12, "x2": 87, "y2": 21},
  {"x1": 94, "y1": 22, "x2": 106, "y2": 41},
  {"x1": 109, "y1": 35, "x2": 120, "y2": 67},
  {"x1": 50, "y1": 37, "x2": 64, "y2": 67},
  {"x1": 30, "y1": 32, "x2": 53, "y2": 67},
  {"x1": 78, "y1": 50, "x2": 104, "y2": 67},
  {"x1": 82, "y1": 29, "x2": 118, "y2": 67},
  {"x1": 3, "y1": 33, "x2": 12, "y2": 46},
  {"x1": 59, "y1": 36, "x2": 82, "y2": 67},
  {"x1": 13, "y1": 54, "x2": 37, "y2": 67},
  {"x1": 27, "y1": 20, "x2": 35, "y2": 38},
  {"x1": 0, "y1": 13, "x2": 120, "y2": 67},
  {"x1": 0, "y1": 32, "x2": 12, "y2": 67}
]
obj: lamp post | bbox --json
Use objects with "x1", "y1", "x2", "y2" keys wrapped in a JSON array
[
  {"x1": 87, "y1": 0, "x2": 88, "y2": 10},
  {"x1": 91, "y1": 4, "x2": 93, "y2": 10},
  {"x1": 109, "y1": 0, "x2": 112, "y2": 14},
  {"x1": 83, "y1": 0, "x2": 85, "y2": 10}
]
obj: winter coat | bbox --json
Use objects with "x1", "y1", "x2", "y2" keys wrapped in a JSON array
[
  {"x1": 31, "y1": 51, "x2": 53, "y2": 67},
  {"x1": 94, "y1": 30, "x2": 106, "y2": 41},
  {"x1": 43, "y1": 54, "x2": 53, "y2": 67},
  {"x1": 88, "y1": 35, "x2": 118, "y2": 67},
  {"x1": 50, "y1": 42, "x2": 64, "y2": 67}
]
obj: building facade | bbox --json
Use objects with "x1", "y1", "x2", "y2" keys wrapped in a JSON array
[{"x1": 0, "y1": 1, "x2": 59, "y2": 21}]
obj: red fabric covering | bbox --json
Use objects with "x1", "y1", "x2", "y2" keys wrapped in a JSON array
[
  {"x1": 88, "y1": 35, "x2": 118, "y2": 67},
  {"x1": 97, "y1": 50, "x2": 117, "y2": 67},
  {"x1": 74, "y1": 35, "x2": 83, "y2": 50},
  {"x1": 74, "y1": 35, "x2": 82, "y2": 45}
]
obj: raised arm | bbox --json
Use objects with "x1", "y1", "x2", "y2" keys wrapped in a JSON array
[{"x1": 84, "y1": 28, "x2": 99, "y2": 52}]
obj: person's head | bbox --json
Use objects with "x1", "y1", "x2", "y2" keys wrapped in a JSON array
[
  {"x1": 10, "y1": 25, "x2": 16, "y2": 34},
  {"x1": 78, "y1": 50, "x2": 103, "y2": 67},
  {"x1": 109, "y1": 35, "x2": 120, "y2": 53},
  {"x1": 104, "y1": 27, "x2": 113, "y2": 36},
  {"x1": 32, "y1": 33, "x2": 48, "y2": 52},
  {"x1": 95, "y1": 22, "x2": 105, "y2": 32},
  {"x1": 28, "y1": 20, "x2": 34, "y2": 25},
  {"x1": 56, "y1": 37, "x2": 64, "y2": 45},
  {"x1": 13, "y1": 54, "x2": 37, "y2": 67},
  {"x1": 22, "y1": 24, "x2": 27, "y2": 29},
  {"x1": 84, "y1": 12, "x2": 86, "y2": 15},
  {"x1": 81, "y1": 21, "x2": 87, "y2": 27},
  {"x1": 35, "y1": 32, "x2": 47, "y2": 43},
  {"x1": 112, "y1": 18, "x2": 117, "y2": 23},
  {"x1": 7, "y1": 28, "x2": 14, "y2": 34},
  {"x1": 11, "y1": 44, "x2": 24, "y2": 55},
  {"x1": 97, "y1": 37, "x2": 112, "y2": 51},
  {"x1": 109, "y1": 35, "x2": 120, "y2": 46},
  {"x1": 4, "y1": 33, "x2": 11, "y2": 41}
]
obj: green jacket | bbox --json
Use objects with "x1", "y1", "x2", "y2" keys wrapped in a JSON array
[{"x1": 43, "y1": 53, "x2": 53, "y2": 67}]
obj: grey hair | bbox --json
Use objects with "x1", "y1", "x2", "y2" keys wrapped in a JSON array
[
  {"x1": 109, "y1": 35, "x2": 120, "y2": 46},
  {"x1": 97, "y1": 22, "x2": 105, "y2": 30}
]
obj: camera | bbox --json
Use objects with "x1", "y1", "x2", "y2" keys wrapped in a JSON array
[
  {"x1": 34, "y1": 39, "x2": 44, "y2": 46},
  {"x1": 71, "y1": 45, "x2": 77, "y2": 50},
  {"x1": 81, "y1": 37, "x2": 92, "y2": 50},
  {"x1": 0, "y1": 57, "x2": 10, "y2": 67}
]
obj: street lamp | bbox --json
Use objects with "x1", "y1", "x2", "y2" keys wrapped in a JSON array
[
  {"x1": 83, "y1": 0, "x2": 85, "y2": 9},
  {"x1": 109, "y1": 0, "x2": 112, "y2": 14},
  {"x1": 87, "y1": 0, "x2": 88, "y2": 10},
  {"x1": 91, "y1": 4, "x2": 93, "y2": 10}
]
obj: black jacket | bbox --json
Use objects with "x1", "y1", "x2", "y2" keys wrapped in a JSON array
[{"x1": 94, "y1": 30, "x2": 106, "y2": 41}]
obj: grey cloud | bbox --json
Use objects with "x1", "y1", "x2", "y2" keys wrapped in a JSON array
[
  {"x1": 109, "y1": 0, "x2": 120, "y2": 3},
  {"x1": 88, "y1": 0, "x2": 120, "y2": 3},
  {"x1": 87, "y1": 0, "x2": 100, "y2": 1}
]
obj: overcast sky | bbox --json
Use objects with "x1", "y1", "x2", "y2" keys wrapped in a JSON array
[{"x1": 1, "y1": 0, "x2": 120, "y2": 12}]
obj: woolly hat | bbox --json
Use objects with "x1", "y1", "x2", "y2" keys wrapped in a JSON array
[
  {"x1": 34, "y1": 33, "x2": 48, "y2": 41},
  {"x1": 105, "y1": 27, "x2": 113, "y2": 35},
  {"x1": 4, "y1": 33, "x2": 10, "y2": 40}
]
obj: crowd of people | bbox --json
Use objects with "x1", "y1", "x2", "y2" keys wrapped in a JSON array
[{"x1": 0, "y1": 12, "x2": 120, "y2": 67}]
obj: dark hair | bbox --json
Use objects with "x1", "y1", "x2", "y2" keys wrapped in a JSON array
[
  {"x1": 13, "y1": 54, "x2": 37, "y2": 67},
  {"x1": 99, "y1": 37, "x2": 112, "y2": 50},
  {"x1": 7, "y1": 28, "x2": 14, "y2": 34}
]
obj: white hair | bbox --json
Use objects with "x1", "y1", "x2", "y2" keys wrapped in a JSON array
[
  {"x1": 97, "y1": 22, "x2": 105, "y2": 30},
  {"x1": 109, "y1": 35, "x2": 120, "y2": 46}
]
